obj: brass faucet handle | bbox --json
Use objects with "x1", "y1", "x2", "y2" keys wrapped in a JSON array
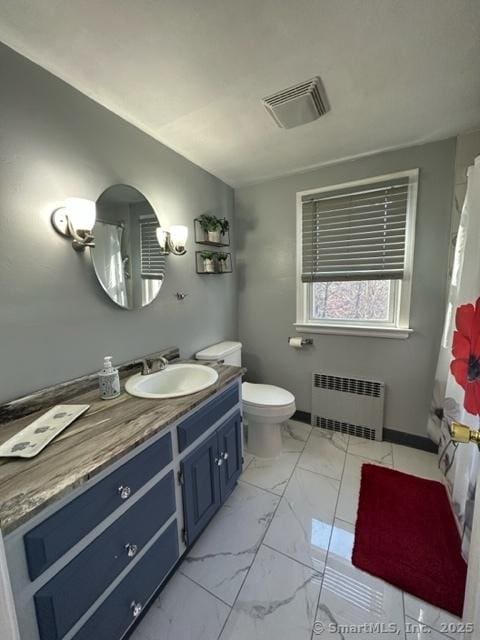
[{"x1": 450, "y1": 422, "x2": 480, "y2": 444}]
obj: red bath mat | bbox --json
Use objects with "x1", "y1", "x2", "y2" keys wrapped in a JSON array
[{"x1": 352, "y1": 464, "x2": 467, "y2": 617}]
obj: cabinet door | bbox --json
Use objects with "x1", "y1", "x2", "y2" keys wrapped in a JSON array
[
  {"x1": 218, "y1": 412, "x2": 242, "y2": 502},
  {"x1": 181, "y1": 431, "x2": 221, "y2": 545}
]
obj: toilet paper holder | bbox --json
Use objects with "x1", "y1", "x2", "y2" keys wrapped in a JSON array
[{"x1": 288, "y1": 337, "x2": 313, "y2": 347}]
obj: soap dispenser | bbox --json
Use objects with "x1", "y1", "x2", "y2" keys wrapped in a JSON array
[{"x1": 99, "y1": 356, "x2": 121, "y2": 400}]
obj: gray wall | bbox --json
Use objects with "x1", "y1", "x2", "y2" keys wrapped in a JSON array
[
  {"x1": 0, "y1": 43, "x2": 236, "y2": 403},
  {"x1": 235, "y1": 139, "x2": 456, "y2": 436}
]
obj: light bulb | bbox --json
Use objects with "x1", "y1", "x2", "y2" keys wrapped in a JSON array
[
  {"x1": 169, "y1": 225, "x2": 188, "y2": 250},
  {"x1": 156, "y1": 227, "x2": 168, "y2": 250},
  {"x1": 65, "y1": 197, "x2": 96, "y2": 231}
]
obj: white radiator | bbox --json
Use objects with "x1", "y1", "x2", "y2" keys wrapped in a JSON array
[{"x1": 311, "y1": 373, "x2": 385, "y2": 441}]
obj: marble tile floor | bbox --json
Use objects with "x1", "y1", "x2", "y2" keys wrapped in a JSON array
[{"x1": 131, "y1": 421, "x2": 464, "y2": 640}]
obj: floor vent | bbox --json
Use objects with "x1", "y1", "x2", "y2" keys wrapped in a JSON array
[{"x1": 312, "y1": 373, "x2": 385, "y2": 441}]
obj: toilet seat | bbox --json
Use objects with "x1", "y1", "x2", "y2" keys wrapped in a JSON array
[
  {"x1": 242, "y1": 382, "x2": 296, "y2": 420},
  {"x1": 242, "y1": 382, "x2": 294, "y2": 407}
]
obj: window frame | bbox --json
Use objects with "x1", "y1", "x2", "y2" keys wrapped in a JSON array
[{"x1": 295, "y1": 169, "x2": 419, "y2": 339}]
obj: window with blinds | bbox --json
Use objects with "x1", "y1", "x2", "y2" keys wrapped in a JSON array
[
  {"x1": 301, "y1": 175, "x2": 412, "y2": 283},
  {"x1": 140, "y1": 217, "x2": 166, "y2": 279},
  {"x1": 296, "y1": 170, "x2": 418, "y2": 336}
]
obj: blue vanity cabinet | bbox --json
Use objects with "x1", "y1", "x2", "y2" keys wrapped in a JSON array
[
  {"x1": 181, "y1": 410, "x2": 242, "y2": 545},
  {"x1": 5, "y1": 379, "x2": 243, "y2": 640}
]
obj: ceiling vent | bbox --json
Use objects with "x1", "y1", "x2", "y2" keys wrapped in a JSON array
[{"x1": 262, "y1": 76, "x2": 329, "y2": 129}]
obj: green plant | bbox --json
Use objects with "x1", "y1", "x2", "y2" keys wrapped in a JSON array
[
  {"x1": 198, "y1": 214, "x2": 229, "y2": 236},
  {"x1": 219, "y1": 218, "x2": 229, "y2": 235},
  {"x1": 200, "y1": 251, "x2": 214, "y2": 260},
  {"x1": 217, "y1": 252, "x2": 228, "y2": 262},
  {"x1": 198, "y1": 214, "x2": 222, "y2": 233}
]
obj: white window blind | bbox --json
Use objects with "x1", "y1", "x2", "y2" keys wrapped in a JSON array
[
  {"x1": 301, "y1": 176, "x2": 411, "y2": 282},
  {"x1": 140, "y1": 217, "x2": 166, "y2": 279}
]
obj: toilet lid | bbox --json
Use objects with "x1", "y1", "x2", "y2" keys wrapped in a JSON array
[{"x1": 242, "y1": 382, "x2": 295, "y2": 407}]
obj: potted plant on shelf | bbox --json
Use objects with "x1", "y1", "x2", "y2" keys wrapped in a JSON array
[
  {"x1": 219, "y1": 218, "x2": 229, "y2": 240},
  {"x1": 200, "y1": 251, "x2": 216, "y2": 273},
  {"x1": 198, "y1": 214, "x2": 221, "y2": 243},
  {"x1": 198, "y1": 214, "x2": 229, "y2": 244},
  {"x1": 217, "y1": 252, "x2": 229, "y2": 272}
]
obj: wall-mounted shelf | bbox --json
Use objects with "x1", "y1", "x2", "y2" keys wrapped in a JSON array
[
  {"x1": 194, "y1": 218, "x2": 230, "y2": 247},
  {"x1": 196, "y1": 251, "x2": 232, "y2": 275}
]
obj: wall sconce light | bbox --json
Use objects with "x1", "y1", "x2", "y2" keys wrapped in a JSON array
[
  {"x1": 156, "y1": 225, "x2": 188, "y2": 256},
  {"x1": 51, "y1": 197, "x2": 97, "y2": 251}
]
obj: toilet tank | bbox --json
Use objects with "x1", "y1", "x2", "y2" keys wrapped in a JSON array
[{"x1": 195, "y1": 341, "x2": 242, "y2": 366}]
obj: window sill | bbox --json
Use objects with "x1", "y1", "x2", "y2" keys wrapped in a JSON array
[{"x1": 293, "y1": 323, "x2": 413, "y2": 339}]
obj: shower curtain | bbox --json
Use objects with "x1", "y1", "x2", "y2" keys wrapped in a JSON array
[
  {"x1": 432, "y1": 156, "x2": 480, "y2": 559},
  {"x1": 94, "y1": 222, "x2": 128, "y2": 307}
]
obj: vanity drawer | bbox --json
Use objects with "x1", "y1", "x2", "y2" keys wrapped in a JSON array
[
  {"x1": 34, "y1": 472, "x2": 176, "y2": 640},
  {"x1": 24, "y1": 432, "x2": 172, "y2": 581},
  {"x1": 177, "y1": 384, "x2": 239, "y2": 452},
  {"x1": 72, "y1": 520, "x2": 179, "y2": 640}
]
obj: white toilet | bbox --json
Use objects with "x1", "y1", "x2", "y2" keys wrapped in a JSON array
[{"x1": 195, "y1": 341, "x2": 296, "y2": 458}]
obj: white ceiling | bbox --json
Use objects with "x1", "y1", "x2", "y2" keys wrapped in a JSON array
[{"x1": 0, "y1": 0, "x2": 479, "y2": 186}]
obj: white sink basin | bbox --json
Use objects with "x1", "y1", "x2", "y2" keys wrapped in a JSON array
[{"x1": 125, "y1": 363, "x2": 219, "y2": 399}]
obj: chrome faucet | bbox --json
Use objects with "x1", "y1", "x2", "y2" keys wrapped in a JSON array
[{"x1": 140, "y1": 355, "x2": 169, "y2": 376}]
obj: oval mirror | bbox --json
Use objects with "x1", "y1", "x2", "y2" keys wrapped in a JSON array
[{"x1": 92, "y1": 185, "x2": 165, "y2": 309}]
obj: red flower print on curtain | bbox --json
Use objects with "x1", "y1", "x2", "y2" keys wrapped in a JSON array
[{"x1": 451, "y1": 297, "x2": 480, "y2": 415}]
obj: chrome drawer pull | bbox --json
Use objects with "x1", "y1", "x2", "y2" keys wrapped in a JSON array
[
  {"x1": 130, "y1": 601, "x2": 142, "y2": 618},
  {"x1": 222, "y1": 452, "x2": 229, "y2": 460},
  {"x1": 125, "y1": 543, "x2": 138, "y2": 558},
  {"x1": 215, "y1": 457, "x2": 223, "y2": 467},
  {"x1": 118, "y1": 485, "x2": 132, "y2": 500}
]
